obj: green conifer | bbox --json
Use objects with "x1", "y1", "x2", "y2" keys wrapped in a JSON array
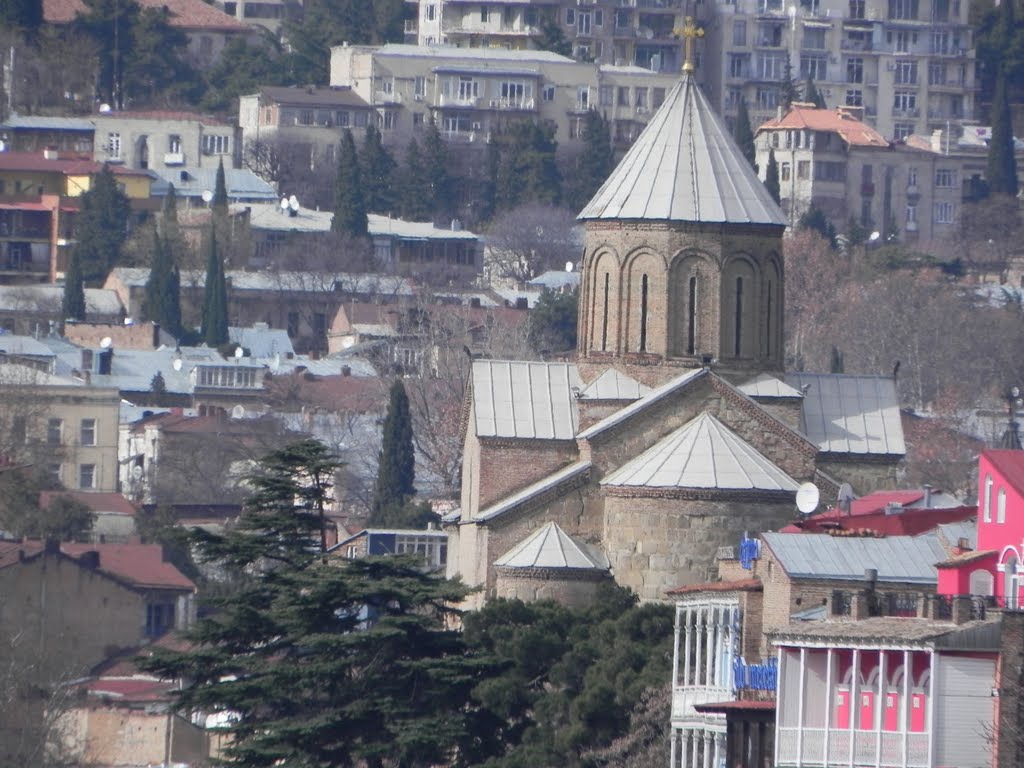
[
  {"x1": 331, "y1": 129, "x2": 368, "y2": 236},
  {"x1": 361, "y1": 123, "x2": 397, "y2": 214},
  {"x1": 735, "y1": 99, "x2": 758, "y2": 171},
  {"x1": 62, "y1": 249, "x2": 87, "y2": 322},
  {"x1": 370, "y1": 379, "x2": 416, "y2": 523},
  {"x1": 399, "y1": 137, "x2": 432, "y2": 221},
  {"x1": 212, "y1": 157, "x2": 228, "y2": 216},
  {"x1": 987, "y1": 66, "x2": 1020, "y2": 198},
  {"x1": 201, "y1": 229, "x2": 228, "y2": 346},
  {"x1": 765, "y1": 148, "x2": 781, "y2": 205},
  {"x1": 73, "y1": 164, "x2": 131, "y2": 284}
]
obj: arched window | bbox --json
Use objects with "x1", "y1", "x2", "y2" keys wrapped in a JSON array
[
  {"x1": 639, "y1": 273, "x2": 649, "y2": 352},
  {"x1": 765, "y1": 279, "x2": 773, "y2": 357},
  {"x1": 687, "y1": 275, "x2": 698, "y2": 355},
  {"x1": 1005, "y1": 552, "x2": 1019, "y2": 609},
  {"x1": 983, "y1": 474, "x2": 993, "y2": 523},
  {"x1": 969, "y1": 569, "x2": 994, "y2": 596},
  {"x1": 601, "y1": 272, "x2": 610, "y2": 351},
  {"x1": 734, "y1": 277, "x2": 744, "y2": 357},
  {"x1": 998, "y1": 488, "x2": 1007, "y2": 524}
]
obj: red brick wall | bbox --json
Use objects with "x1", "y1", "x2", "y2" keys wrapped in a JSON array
[{"x1": 476, "y1": 438, "x2": 580, "y2": 512}]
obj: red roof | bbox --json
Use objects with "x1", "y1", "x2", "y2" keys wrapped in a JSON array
[
  {"x1": 780, "y1": 505, "x2": 976, "y2": 537},
  {"x1": 666, "y1": 578, "x2": 762, "y2": 596},
  {"x1": 85, "y1": 676, "x2": 177, "y2": 702},
  {"x1": 0, "y1": 151, "x2": 151, "y2": 176},
  {"x1": 757, "y1": 104, "x2": 889, "y2": 147},
  {"x1": 44, "y1": 0, "x2": 248, "y2": 30},
  {"x1": 985, "y1": 450, "x2": 1024, "y2": 497},
  {"x1": 0, "y1": 541, "x2": 195, "y2": 591},
  {"x1": 39, "y1": 490, "x2": 137, "y2": 516}
]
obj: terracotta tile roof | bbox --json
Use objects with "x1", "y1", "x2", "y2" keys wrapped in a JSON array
[
  {"x1": 934, "y1": 549, "x2": 998, "y2": 568},
  {"x1": 0, "y1": 541, "x2": 195, "y2": 591},
  {"x1": 0, "y1": 151, "x2": 151, "y2": 176},
  {"x1": 39, "y1": 490, "x2": 138, "y2": 516},
  {"x1": 985, "y1": 449, "x2": 1024, "y2": 497},
  {"x1": 667, "y1": 577, "x2": 763, "y2": 596},
  {"x1": 757, "y1": 105, "x2": 889, "y2": 148},
  {"x1": 44, "y1": 0, "x2": 248, "y2": 31}
]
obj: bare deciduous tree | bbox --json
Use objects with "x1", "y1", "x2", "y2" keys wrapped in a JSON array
[{"x1": 484, "y1": 203, "x2": 583, "y2": 285}]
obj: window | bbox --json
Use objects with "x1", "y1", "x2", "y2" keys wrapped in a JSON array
[
  {"x1": 888, "y1": 0, "x2": 918, "y2": 19},
  {"x1": 781, "y1": 162, "x2": 791, "y2": 181},
  {"x1": 894, "y1": 59, "x2": 918, "y2": 85},
  {"x1": 425, "y1": 3, "x2": 436, "y2": 21},
  {"x1": 577, "y1": 10, "x2": 591, "y2": 35},
  {"x1": 935, "y1": 168, "x2": 957, "y2": 187},
  {"x1": 354, "y1": 112, "x2": 368, "y2": 128},
  {"x1": 47, "y1": 463, "x2": 61, "y2": 485},
  {"x1": 80, "y1": 418, "x2": 96, "y2": 446},
  {"x1": 379, "y1": 110, "x2": 395, "y2": 130},
  {"x1": 733, "y1": 20, "x2": 747, "y2": 46},
  {"x1": 336, "y1": 110, "x2": 350, "y2": 127},
  {"x1": 893, "y1": 90, "x2": 917, "y2": 113},
  {"x1": 298, "y1": 109, "x2": 314, "y2": 125},
  {"x1": 79, "y1": 463, "x2": 95, "y2": 489},
  {"x1": 413, "y1": 112, "x2": 424, "y2": 128},
  {"x1": 107, "y1": 132, "x2": 121, "y2": 160},
  {"x1": 891, "y1": 30, "x2": 917, "y2": 53},
  {"x1": 638, "y1": 273, "x2": 649, "y2": 352},
  {"x1": 11, "y1": 415, "x2": 25, "y2": 445},
  {"x1": 847, "y1": 57, "x2": 864, "y2": 83},
  {"x1": 933, "y1": 200, "x2": 955, "y2": 224},
  {"x1": 500, "y1": 81, "x2": 529, "y2": 102},
  {"x1": 287, "y1": 312, "x2": 299, "y2": 337},
  {"x1": 906, "y1": 203, "x2": 916, "y2": 223},
  {"x1": 615, "y1": 10, "x2": 630, "y2": 28},
  {"x1": 800, "y1": 54, "x2": 827, "y2": 80},
  {"x1": 907, "y1": 167, "x2": 918, "y2": 186},
  {"x1": 759, "y1": 53, "x2": 788, "y2": 80},
  {"x1": 480, "y1": 5, "x2": 489, "y2": 22},
  {"x1": 381, "y1": 78, "x2": 393, "y2": 95},
  {"x1": 803, "y1": 28, "x2": 826, "y2": 50},
  {"x1": 850, "y1": 0, "x2": 866, "y2": 17},
  {"x1": 756, "y1": 87, "x2": 779, "y2": 110},
  {"x1": 798, "y1": 160, "x2": 810, "y2": 179},
  {"x1": 635, "y1": 87, "x2": 648, "y2": 108},
  {"x1": 47, "y1": 418, "x2": 62, "y2": 445},
  {"x1": 577, "y1": 86, "x2": 589, "y2": 110},
  {"x1": 928, "y1": 61, "x2": 946, "y2": 85},
  {"x1": 202, "y1": 134, "x2": 230, "y2": 155},
  {"x1": 414, "y1": 75, "x2": 425, "y2": 97},
  {"x1": 729, "y1": 54, "x2": 749, "y2": 78},
  {"x1": 542, "y1": 84, "x2": 555, "y2": 101},
  {"x1": 617, "y1": 86, "x2": 629, "y2": 106},
  {"x1": 814, "y1": 161, "x2": 846, "y2": 181},
  {"x1": 565, "y1": 8, "x2": 574, "y2": 25},
  {"x1": 442, "y1": 115, "x2": 471, "y2": 133},
  {"x1": 599, "y1": 85, "x2": 613, "y2": 106},
  {"x1": 893, "y1": 122, "x2": 913, "y2": 140},
  {"x1": 168, "y1": 134, "x2": 181, "y2": 153},
  {"x1": 457, "y1": 76, "x2": 478, "y2": 101},
  {"x1": 594, "y1": 9, "x2": 603, "y2": 26},
  {"x1": 998, "y1": 488, "x2": 1007, "y2": 523},
  {"x1": 145, "y1": 602, "x2": 176, "y2": 637},
  {"x1": 845, "y1": 89, "x2": 863, "y2": 106}
]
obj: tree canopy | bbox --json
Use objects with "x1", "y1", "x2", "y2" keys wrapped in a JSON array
[
  {"x1": 370, "y1": 379, "x2": 419, "y2": 526},
  {"x1": 332, "y1": 129, "x2": 368, "y2": 237},
  {"x1": 765, "y1": 148, "x2": 781, "y2": 205},
  {"x1": 734, "y1": 99, "x2": 757, "y2": 171},
  {"x1": 201, "y1": 229, "x2": 229, "y2": 346},
  {"x1": 72, "y1": 164, "x2": 131, "y2": 284}
]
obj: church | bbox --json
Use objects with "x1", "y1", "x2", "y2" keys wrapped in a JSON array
[{"x1": 443, "y1": 39, "x2": 905, "y2": 607}]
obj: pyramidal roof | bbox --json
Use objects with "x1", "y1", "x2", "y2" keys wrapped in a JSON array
[
  {"x1": 578, "y1": 74, "x2": 786, "y2": 226},
  {"x1": 602, "y1": 412, "x2": 800, "y2": 491},
  {"x1": 495, "y1": 522, "x2": 609, "y2": 570},
  {"x1": 580, "y1": 367, "x2": 652, "y2": 400}
]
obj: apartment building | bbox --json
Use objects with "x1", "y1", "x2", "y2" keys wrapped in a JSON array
[
  {"x1": 408, "y1": 0, "x2": 689, "y2": 75},
  {"x1": 329, "y1": 43, "x2": 679, "y2": 152},
  {"x1": 92, "y1": 111, "x2": 239, "y2": 172},
  {"x1": 699, "y1": 0, "x2": 977, "y2": 140},
  {"x1": 215, "y1": 0, "x2": 302, "y2": 37}
]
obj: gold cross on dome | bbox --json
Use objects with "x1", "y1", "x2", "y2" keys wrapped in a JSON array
[{"x1": 673, "y1": 17, "x2": 705, "y2": 74}]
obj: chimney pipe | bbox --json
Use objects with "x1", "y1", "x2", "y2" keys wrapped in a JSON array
[{"x1": 923, "y1": 484, "x2": 932, "y2": 508}]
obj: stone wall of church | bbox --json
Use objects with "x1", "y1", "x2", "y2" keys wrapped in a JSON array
[
  {"x1": 603, "y1": 495, "x2": 796, "y2": 602},
  {"x1": 815, "y1": 456, "x2": 903, "y2": 496},
  {"x1": 494, "y1": 569, "x2": 610, "y2": 608},
  {"x1": 476, "y1": 439, "x2": 580, "y2": 513}
]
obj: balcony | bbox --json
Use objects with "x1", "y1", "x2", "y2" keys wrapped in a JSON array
[
  {"x1": 484, "y1": 97, "x2": 536, "y2": 112},
  {"x1": 861, "y1": 182, "x2": 875, "y2": 197},
  {"x1": 635, "y1": 0, "x2": 683, "y2": 9},
  {"x1": 437, "y1": 94, "x2": 480, "y2": 109},
  {"x1": 672, "y1": 685, "x2": 733, "y2": 720},
  {"x1": 776, "y1": 727, "x2": 930, "y2": 768},
  {"x1": 163, "y1": 152, "x2": 185, "y2": 166},
  {"x1": 404, "y1": 19, "x2": 417, "y2": 35},
  {"x1": 374, "y1": 91, "x2": 403, "y2": 105},
  {"x1": 892, "y1": 106, "x2": 920, "y2": 118},
  {"x1": 906, "y1": 183, "x2": 919, "y2": 196}
]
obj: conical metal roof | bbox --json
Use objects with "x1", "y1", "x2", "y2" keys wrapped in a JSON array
[
  {"x1": 580, "y1": 367, "x2": 652, "y2": 401},
  {"x1": 602, "y1": 412, "x2": 800, "y2": 491},
  {"x1": 578, "y1": 74, "x2": 786, "y2": 226},
  {"x1": 495, "y1": 521, "x2": 609, "y2": 570}
]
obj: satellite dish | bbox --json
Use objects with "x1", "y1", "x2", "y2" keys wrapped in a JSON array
[
  {"x1": 123, "y1": 317, "x2": 133, "y2": 326},
  {"x1": 280, "y1": 196, "x2": 290, "y2": 210},
  {"x1": 868, "y1": 231, "x2": 881, "y2": 242},
  {"x1": 288, "y1": 195, "x2": 299, "y2": 211},
  {"x1": 796, "y1": 482, "x2": 820, "y2": 515},
  {"x1": 201, "y1": 189, "x2": 214, "y2": 204},
  {"x1": 234, "y1": 346, "x2": 244, "y2": 359},
  {"x1": 98, "y1": 103, "x2": 112, "y2": 113},
  {"x1": 565, "y1": 261, "x2": 573, "y2": 273},
  {"x1": 172, "y1": 358, "x2": 183, "y2": 371},
  {"x1": 838, "y1": 482, "x2": 855, "y2": 504},
  {"x1": 131, "y1": 465, "x2": 143, "y2": 480},
  {"x1": 99, "y1": 336, "x2": 113, "y2": 349},
  {"x1": 231, "y1": 404, "x2": 245, "y2": 419}
]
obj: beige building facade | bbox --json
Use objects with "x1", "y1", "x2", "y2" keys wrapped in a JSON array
[{"x1": 92, "y1": 111, "x2": 239, "y2": 172}]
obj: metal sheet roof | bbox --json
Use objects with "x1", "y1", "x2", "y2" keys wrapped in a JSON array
[
  {"x1": 1, "y1": 112, "x2": 95, "y2": 131},
  {"x1": 495, "y1": 521, "x2": 608, "y2": 570},
  {"x1": 784, "y1": 373, "x2": 906, "y2": 456},
  {"x1": 578, "y1": 74, "x2": 787, "y2": 226},
  {"x1": 472, "y1": 360, "x2": 580, "y2": 440},
  {"x1": 602, "y1": 412, "x2": 800, "y2": 491},
  {"x1": 577, "y1": 367, "x2": 706, "y2": 440},
  {"x1": 937, "y1": 519, "x2": 977, "y2": 549},
  {"x1": 762, "y1": 531, "x2": 947, "y2": 584},
  {"x1": 738, "y1": 372, "x2": 804, "y2": 399},
  {"x1": 580, "y1": 367, "x2": 651, "y2": 401}
]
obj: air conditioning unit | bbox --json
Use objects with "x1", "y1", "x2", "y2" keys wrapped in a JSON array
[
  {"x1": 490, "y1": 98, "x2": 501, "y2": 107},
  {"x1": 471, "y1": 121, "x2": 482, "y2": 130},
  {"x1": 414, "y1": 94, "x2": 423, "y2": 101}
]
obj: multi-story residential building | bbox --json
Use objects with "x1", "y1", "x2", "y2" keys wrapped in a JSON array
[
  {"x1": 215, "y1": 0, "x2": 302, "y2": 37},
  {"x1": 238, "y1": 85, "x2": 377, "y2": 171},
  {"x1": 755, "y1": 104, "x2": 1021, "y2": 241},
  {"x1": 699, "y1": 0, "x2": 977, "y2": 140},
  {"x1": 0, "y1": 151, "x2": 154, "y2": 283},
  {"x1": 0, "y1": 113, "x2": 95, "y2": 155},
  {"x1": 408, "y1": 0, "x2": 688, "y2": 75},
  {"x1": 328, "y1": 43, "x2": 679, "y2": 153},
  {"x1": 92, "y1": 110, "x2": 239, "y2": 172}
]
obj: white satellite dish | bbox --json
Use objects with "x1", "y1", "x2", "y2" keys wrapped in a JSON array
[
  {"x1": 99, "y1": 336, "x2": 113, "y2": 349},
  {"x1": 234, "y1": 346, "x2": 244, "y2": 359},
  {"x1": 288, "y1": 195, "x2": 299, "y2": 211},
  {"x1": 123, "y1": 317, "x2": 133, "y2": 326},
  {"x1": 565, "y1": 261, "x2": 573, "y2": 273},
  {"x1": 280, "y1": 196, "x2": 290, "y2": 210},
  {"x1": 131, "y1": 465, "x2": 143, "y2": 480},
  {"x1": 172, "y1": 358, "x2": 183, "y2": 371},
  {"x1": 98, "y1": 103, "x2": 112, "y2": 113},
  {"x1": 795, "y1": 482, "x2": 820, "y2": 515},
  {"x1": 231, "y1": 404, "x2": 245, "y2": 419},
  {"x1": 201, "y1": 189, "x2": 214, "y2": 204}
]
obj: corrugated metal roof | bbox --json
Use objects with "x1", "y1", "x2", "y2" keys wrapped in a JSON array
[
  {"x1": 602, "y1": 412, "x2": 800, "y2": 491},
  {"x1": 149, "y1": 167, "x2": 277, "y2": 201},
  {"x1": 738, "y1": 373, "x2": 804, "y2": 399},
  {"x1": 1, "y1": 112, "x2": 94, "y2": 131},
  {"x1": 937, "y1": 519, "x2": 977, "y2": 549},
  {"x1": 376, "y1": 43, "x2": 574, "y2": 64},
  {"x1": 580, "y1": 367, "x2": 651, "y2": 401},
  {"x1": 785, "y1": 373, "x2": 906, "y2": 456},
  {"x1": 472, "y1": 360, "x2": 580, "y2": 440},
  {"x1": 495, "y1": 521, "x2": 608, "y2": 570},
  {"x1": 475, "y1": 460, "x2": 591, "y2": 522},
  {"x1": 762, "y1": 532, "x2": 947, "y2": 584},
  {"x1": 577, "y1": 367, "x2": 706, "y2": 440},
  {"x1": 578, "y1": 74, "x2": 786, "y2": 226},
  {"x1": 771, "y1": 617, "x2": 1001, "y2": 650},
  {"x1": 0, "y1": 285, "x2": 123, "y2": 316}
]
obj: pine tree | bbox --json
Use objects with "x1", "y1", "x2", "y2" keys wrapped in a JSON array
[
  {"x1": 399, "y1": 137, "x2": 432, "y2": 221},
  {"x1": 987, "y1": 66, "x2": 1020, "y2": 198},
  {"x1": 735, "y1": 98, "x2": 757, "y2": 171},
  {"x1": 62, "y1": 248, "x2": 87, "y2": 322},
  {"x1": 765, "y1": 148, "x2": 781, "y2": 204},
  {"x1": 778, "y1": 59, "x2": 799, "y2": 109},
  {"x1": 371, "y1": 379, "x2": 417, "y2": 524},
  {"x1": 72, "y1": 164, "x2": 131, "y2": 284},
  {"x1": 332, "y1": 129, "x2": 368, "y2": 236},
  {"x1": 201, "y1": 229, "x2": 228, "y2": 346},
  {"x1": 361, "y1": 122, "x2": 397, "y2": 214},
  {"x1": 571, "y1": 110, "x2": 614, "y2": 210},
  {"x1": 422, "y1": 121, "x2": 455, "y2": 222},
  {"x1": 137, "y1": 439, "x2": 485, "y2": 768}
]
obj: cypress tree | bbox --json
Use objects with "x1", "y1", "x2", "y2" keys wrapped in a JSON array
[
  {"x1": 479, "y1": 136, "x2": 500, "y2": 223},
  {"x1": 778, "y1": 59, "x2": 799, "y2": 109},
  {"x1": 735, "y1": 99, "x2": 757, "y2": 171},
  {"x1": 361, "y1": 123, "x2": 396, "y2": 214},
  {"x1": 143, "y1": 228, "x2": 182, "y2": 337},
  {"x1": 332, "y1": 129, "x2": 368, "y2": 236},
  {"x1": 987, "y1": 66, "x2": 1020, "y2": 198},
  {"x1": 62, "y1": 248, "x2": 87, "y2": 322},
  {"x1": 212, "y1": 157, "x2": 228, "y2": 216},
  {"x1": 371, "y1": 379, "x2": 416, "y2": 522},
  {"x1": 399, "y1": 137, "x2": 432, "y2": 221},
  {"x1": 765, "y1": 148, "x2": 781, "y2": 204},
  {"x1": 804, "y1": 78, "x2": 826, "y2": 108},
  {"x1": 201, "y1": 229, "x2": 228, "y2": 346},
  {"x1": 572, "y1": 110, "x2": 614, "y2": 210},
  {"x1": 73, "y1": 164, "x2": 131, "y2": 284},
  {"x1": 422, "y1": 121, "x2": 455, "y2": 222}
]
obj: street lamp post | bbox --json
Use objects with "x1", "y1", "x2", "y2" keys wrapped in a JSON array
[{"x1": 1002, "y1": 386, "x2": 1023, "y2": 450}]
